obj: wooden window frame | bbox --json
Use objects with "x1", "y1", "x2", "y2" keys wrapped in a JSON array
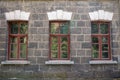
[
  {"x1": 91, "y1": 21, "x2": 111, "y2": 60},
  {"x1": 49, "y1": 21, "x2": 70, "y2": 60},
  {"x1": 8, "y1": 20, "x2": 28, "y2": 60}
]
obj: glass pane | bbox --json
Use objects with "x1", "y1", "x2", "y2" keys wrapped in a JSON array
[
  {"x1": 102, "y1": 52, "x2": 108, "y2": 58},
  {"x1": 11, "y1": 23, "x2": 18, "y2": 34},
  {"x1": 20, "y1": 44, "x2": 26, "y2": 51},
  {"x1": 10, "y1": 52, "x2": 17, "y2": 58},
  {"x1": 11, "y1": 37, "x2": 17, "y2": 43},
  {"x1": 20, "y1": 37, "x2": 27, "y2": 43},
  {"x1": 10, "y1": 44, "x2": 17, "y2": 58},
  {"x1": 61, "y1": 37, "x2": 68, "y2": 43},
  {"x1": 50, "y1": 23, "x2": 59, "y2": 34},
  {"x1": 20, "y1": 44, "x2": 26, "y2": 58},
  {"x1": 51, "y1": 52, "x2": 58, "y2": 58},
  {"x1": 92, "y1": 51, "x2": 99, "y2": 58},
  {"x1": 20, "y1": 23, "x2": 28, "y2": 34},
  {"x1": 92, "y1": 37, "x2": 98, "y2": 43},
  {"x1": 92, "y1": 44, "x2": 99, "y2": 51},
  {"x1": 102, "y1": 44, "x2": 108, "y2": 51},
  {"x1": 20, "y1": 51, "x2": 26, "y2": 58},
  {"x1": 51, "y1": 36, "x2": 58, "y2": 51},
  {"x1": 61, "y1": 44, "x2": 68, "y2": 51},
  {"x1": 102, "y1": 37, "x2": 108, "y2": 43},
  {"x1": 91, "y1": 23, "x2": 98, "y2": 34},
  {"x1": 61, "y1": 52, "x2": 68, "y2": 58},
  {"x1": 100, "y1": 24, "x2": 108, "y2": 34},
  {"x1": 60, "y1": 22, "x2": 69, "y2": 34}
]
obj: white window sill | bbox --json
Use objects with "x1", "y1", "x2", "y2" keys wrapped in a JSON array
[
  {"x1": 89, "y1": 60, "x2": 117, "y2": 64},
  {"x1": 45, "y1": 60, "x2": 74, "y2": 65},
  {"x1": 1, "y1": 60, "x2": 30, "y2": 65}
]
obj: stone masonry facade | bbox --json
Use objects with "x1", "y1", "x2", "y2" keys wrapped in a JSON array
[{"x1": 0, "y1": 0, "x2": 120, "y2": 80}]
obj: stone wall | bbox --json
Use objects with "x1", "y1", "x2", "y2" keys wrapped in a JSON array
[{"x1": 0, "y1": 0, "x2": 120, "y2": 80}]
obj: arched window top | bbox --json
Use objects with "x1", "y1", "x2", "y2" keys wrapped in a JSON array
[
  {"x1": 89, "y1": 10, "x2": 113, "y2": 21},
  {"x1": 47, "y1": 10, "x2": 72, "y2": 21},
  {"x1": 5, "y1": 10, "x2": 30, "y2": 21}
]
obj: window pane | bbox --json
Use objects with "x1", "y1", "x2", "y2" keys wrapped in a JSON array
[
  {"x1": 11, "y1": 23, "x2": 18, "y2": 34},
  {"x1": 50, "y1": 23, "x2": 59, "y2": 34},
  {"x1": 20, "y1": 23, "x2": 28, "y2": 34},
  {"x1": 20, "y1": 52, "x2": 26, "y2": 58},
  {"x1": 61, "y1": 37, "x2": 68, "y2": 43},
  {"x1": 61, "y1": 44, "x2": 68, "y2": 51},
  {"x1": 51, "y1": 52, "x2": 58, "y2": 58},
  {"x1": 92, "y1": 37, "x2": 98, "y2": 43},
  {"x1": 102, "y1": 52, "x2": 108, "y2": 58},
  {"x1": 92, "y1": 51, "x2": 99, "y2": 58},
  {"x1": 92, "y1": 44, "x2": 99, "y2": 51},
  {"x1": 20, "y1": 37, "x2": 27, "y2": 43},
  {"x1": 100, "y1": 24, "x2": 108, "y2": 34},
  {"x1": 91, "y1": 23, "x2": 98, "y2": 34},
  {"x1": 102, "y1": 44, "x2": 108, "y2": 51},
  {"x1": 20, "y1": 44, "x2": 26, "y2": 58},
  {"x1": 102, "y1": 37, "x2": 108, "y2": 43},
  {"x1": 51, "y1": 36, "x2": 58, "y2": 51},
  {"x1": 61, "y1": 52, "x2": 68, "y2": 58},
  {"x1": 10, "y1": 44, "x2": 17, "y2": 58},
  {"x1": 60, "y1": 22, "x2": 69, "y2": 34},
  {"x1": 11, "y1": 37, "x2": 17, "y2": 43}
]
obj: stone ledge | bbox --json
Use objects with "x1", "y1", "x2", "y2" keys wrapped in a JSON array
[
  {"x1": 89, "y1": 60, "x2": 117, "y2": 64},
  {"x1": 1, "y1": 60, "x2": 30, "y2": 65},
  {"x1": 45, "y1": 60, "x2": 74, "y2": 65}
]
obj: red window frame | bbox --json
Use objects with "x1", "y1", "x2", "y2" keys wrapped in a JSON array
[
  {"x1": 8, "y1": 21, "x2": 28, "y2": 60},
  {"x1": 91, "y1": 21, "x2": 111, "y2": 60},
  {"x1": 49, "y1": 21, "x2": 70, "y2": 60}
]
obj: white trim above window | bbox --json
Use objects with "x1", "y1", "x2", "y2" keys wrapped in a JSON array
[
  {"x1": 5, "y1": 10, "x2": 30, "y2": 21},
  {"x1": 89, "y1": 10, "x2": 113, "y2": 21},
  {"x1": 47, "y1": 10, "x2": 72, "y2": 20}
]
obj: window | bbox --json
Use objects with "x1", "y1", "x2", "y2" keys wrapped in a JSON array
[
  {"x1": 91, "y1": 21, "x2": 111, "y2": 60},
  {"x1": 49, "y1": 21, "x2": 70, "y2": 60},
  {"x1": 8, "y1": 21, "x2": 28, "y2": 60}
]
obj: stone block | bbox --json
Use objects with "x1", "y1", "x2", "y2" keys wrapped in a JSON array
[
  {"x1": 0, "y1": 50, "x2": 5, "y2": 56},
  {"x1": 31, "y1": 14, "x2": 38, "y2": 20},
  {"x1": 77, "y1": 35, "x2": 84, "y2": 41},
  {"x1": 77, "y1": 50, "x2": 85, "y2": 57},
  {"x1": 0, "y1": 43, "x2": 6, "y2": 49},
  {"x1": 38, "y1": 14, "x2": 47, "y2": 20},
  {"x1": 29, "y1": 28, "x2": 37, "y2": 34},
  {"x1": 28, "y1": 42, "x2": 38, "y2": 48},
  {"x1": 41, "y1": 50, "x2": 49, "y2": 57},
  {"x1": 82, "y1": 28, "x2": 91, "y2": 34},
  {"x1": 24, "y1": 65, "x2": 39, "y2": 72},
  {"x1": 112, "y1": 42, "x2": 119, "y2": 48},
  {"x1": 39, "y1": 43, "x2": 49, "y2": 49},
  {"x1": 82, "y1": 42, "x2": 91, "y2": 48},
  {"x1": 71, "y1": 28, "x2": 81, "y2": 34},
  {"x1": 28, "y1": 57, "x2": 37, "y2": 64},
  {"x1": 37, "y1": 28, "x2": 46, "y2": 34},
  {"x1": 37, "y1": 57, "x2": 48, "y2": 64},
  {"x1": 77, "y1": 21, "x2": 85, "y2": 27},
  {"x1": 81, "y1": 15, "x2": 89, "y2": 20},
  {"x1": 0, "y1": 35, "x2": 6, "y2": 42},
  {"x1": 0, "y1": 28, "x2": 7, "y2": 34},
  {"x1": 34, "y1": 21, "x2": 43, "y2": 27},
  {"x1": 34, "y1": 50, "x2": 42, "y2": 57}
]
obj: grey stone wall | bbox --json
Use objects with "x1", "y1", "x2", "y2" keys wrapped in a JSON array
[{"x1": 0, "y1": 0, "x2": 120, "y2": 80}]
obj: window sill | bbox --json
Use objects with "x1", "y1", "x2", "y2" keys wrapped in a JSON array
[
  {"x1": 89, "y1": 60, "x2": 117, "y2": 64},
  {"x1": 45, "y1": 60, "x2": 74, "y2": 65},
  {"x1": 1, "y1": 60, "x2": 30, "y2": 65}
]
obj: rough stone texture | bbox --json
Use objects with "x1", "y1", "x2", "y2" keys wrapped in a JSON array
[{"x1": 0, "y1": 0, "x2": 119, "y2": 80}]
